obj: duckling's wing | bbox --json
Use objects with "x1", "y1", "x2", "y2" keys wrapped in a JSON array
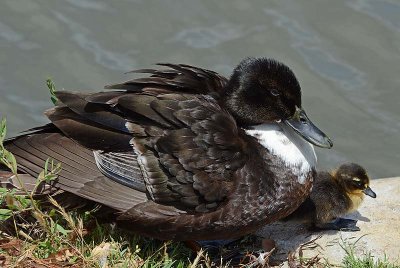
[{"x1": 105, "y1": 63, "x2": 228, "y2": 96}]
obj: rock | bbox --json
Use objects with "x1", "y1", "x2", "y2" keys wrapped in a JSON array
[{"x1": 256, "y1": 177, "x2": 400, "y2": 266}]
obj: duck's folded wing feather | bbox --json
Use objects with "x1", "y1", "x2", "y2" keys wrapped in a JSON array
[
  {"x1": 111, "y1": 93, "x2": 249, "y2": 212},
  {"x1": 3, "y1": 132, "x2": 147, "y2": 211},
  {"x1": 105, "y1": 63, "x2": 228, "y2": 96},
  {"x1": 4, "y1": 91, "x2": 250, "y2": 215}
]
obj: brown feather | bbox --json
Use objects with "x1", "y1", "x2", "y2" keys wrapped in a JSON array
[
  {"x1": 105, "y1": 63, "x2": 228, "y2": 97},
  {"x1": 45, "y1": 106, "x2": 132, "y2": 151}
]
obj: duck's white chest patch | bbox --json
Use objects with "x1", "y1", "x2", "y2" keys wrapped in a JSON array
[{"x1": 245, "y1": 123, "x2": 317, "y2": 184}]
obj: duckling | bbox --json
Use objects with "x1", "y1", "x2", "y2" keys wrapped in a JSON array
[{"x1": 284, "y1": 163, "x2": 376, "y2": 231}]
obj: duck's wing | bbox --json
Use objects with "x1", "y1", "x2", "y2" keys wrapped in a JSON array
[
  {"x1": 3, "y1": 129, "x2": 147, "y2": 212},
  {"x1": 3, "y1": 91, "x2": 250, "y2": 216},
  {"x1": 105, "y1": 63, "x2": 228, "y2": 97}
]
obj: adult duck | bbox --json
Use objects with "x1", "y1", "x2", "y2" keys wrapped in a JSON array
[{"x1": 0, "y1": 58, "x2": 332, "y2": 240}]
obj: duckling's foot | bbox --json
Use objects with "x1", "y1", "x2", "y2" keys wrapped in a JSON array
[{"x1": 314, "y1": 218, "x2": 360, "y2": 232}]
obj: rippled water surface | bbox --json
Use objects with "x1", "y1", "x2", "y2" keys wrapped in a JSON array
[{"x1": 0, "y1": 0, "x2": 399, "y2": 178}]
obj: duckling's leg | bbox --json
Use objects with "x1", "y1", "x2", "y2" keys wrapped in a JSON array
[{"x1": 314, "y1": 218, "x2": 360, "y2": 232}]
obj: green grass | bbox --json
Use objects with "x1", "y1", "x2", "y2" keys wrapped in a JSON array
[
  {"x1": 341, "y1": 243, "x2": 399, "y2": 268},
  {"x1": 46, "y1": 77, "x2": 59, "y2": 105}
]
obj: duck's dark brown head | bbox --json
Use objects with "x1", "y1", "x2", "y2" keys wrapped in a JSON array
[
  {"x1": 333, "y1": 163, "x2": 376, "y2": 198},
  {"x1": 223, "y1": 57, "x2": 332, "y2": 148}
]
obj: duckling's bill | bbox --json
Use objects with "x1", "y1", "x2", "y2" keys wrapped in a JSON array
[
  {"x1": 363, "y1": 186, "x2": 376, "y2": 198},
  {"x1": 285, "y1": 107, "x2": 333, "y2": 148}
]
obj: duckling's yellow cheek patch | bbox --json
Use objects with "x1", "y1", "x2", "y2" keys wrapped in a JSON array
[{"x1": 348, "y1": 192, "x2": 365, "y2": 211}]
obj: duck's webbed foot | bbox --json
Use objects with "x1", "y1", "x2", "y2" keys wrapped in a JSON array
[
  {"x1": 314, "y1": 218, "x2": 360, "y2": 232},
  {"x1": 186, "y1": 235, "x2": 271, "y2": 265},
  {"x1": 197, "y1": 238, "x2": 246, "y2": 264}
]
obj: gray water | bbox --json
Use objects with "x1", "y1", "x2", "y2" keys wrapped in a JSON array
[{"x1": 0, "y1": 0, "x2": 399, "y2": 179}]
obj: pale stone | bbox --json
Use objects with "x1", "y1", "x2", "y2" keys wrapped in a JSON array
[{"x1": 256, "y1": 177, "x2": 400, "y2": 266}]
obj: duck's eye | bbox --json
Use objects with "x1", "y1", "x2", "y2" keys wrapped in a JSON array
[{"x1": 270, "y1": 88, "x2": 280, "y2": 97}]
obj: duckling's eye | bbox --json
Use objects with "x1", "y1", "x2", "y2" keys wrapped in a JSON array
[
  {"x1": 352, "y1": 177, "x2": 363, "y2": 187},
  {"x1": 270, "y1": 88, "x2": 280, "y2": 97}
]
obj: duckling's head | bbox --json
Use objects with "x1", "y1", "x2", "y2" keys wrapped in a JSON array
[
  {"x1": 333, "y1": 163, "x2": 376, "y2": 199},
  {"x1": 224, "y1": 57, "x2": 332, "y2": 148}
]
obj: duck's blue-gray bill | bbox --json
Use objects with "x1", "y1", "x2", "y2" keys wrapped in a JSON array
[{"x1": 285, "y1": 108, "x2": 333, "y2": 148}]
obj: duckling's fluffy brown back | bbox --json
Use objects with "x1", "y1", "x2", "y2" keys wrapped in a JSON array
[{"x1": 284, "y1": 171, "x2": 352, "y2": 225}]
